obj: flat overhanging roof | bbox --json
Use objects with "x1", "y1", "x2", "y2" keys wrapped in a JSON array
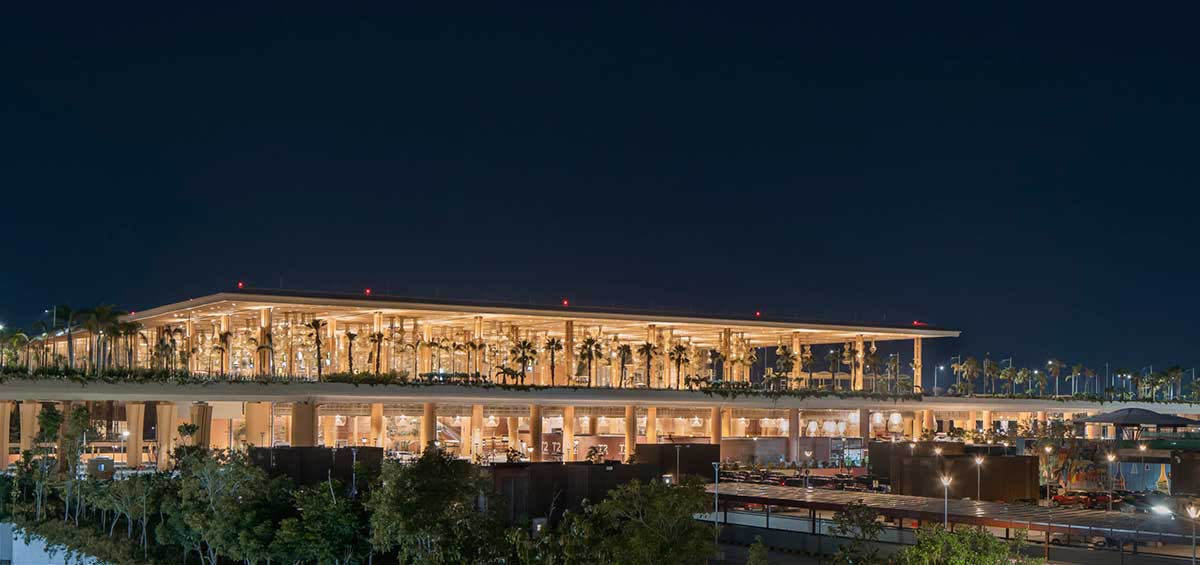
[
  {"x1": 123, "y1": 288, "x2": 958, "y2": 347},
  {"x1": 709, "y1": 483, "x2": 1192, "y2": 541}
]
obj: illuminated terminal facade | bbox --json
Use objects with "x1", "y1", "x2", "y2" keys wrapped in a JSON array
[{"x1": 1, "y1": 289, "x2": 1181, "y2": 471}]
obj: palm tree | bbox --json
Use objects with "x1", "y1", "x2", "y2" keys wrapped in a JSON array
[
  {"x1": 1015, "y1": 367, "x2": 1031, "y2": 396},
  {"x1": 509, "y1": 339, "x2": 538, "y2": 385},
  {"x1": 774, "y1": 345, "x2": 797, "y2": 390},
  {"x1": 81, "y1": 304, "x2": 124, "y2": 373},
  {"x1": 668, "y1": 344, "x2": 690, "y2": 390},
  {"x1": 999, "y1": 365, "x2": 1017, "y2": 396},
  {"x1": 345, "y1": 330, "x2": 359, "y2": 374},
  {"x1": 367, "y1": 332, "x2": 386, "y2": 375},
  {"x1": 305, "y1": 320, "x2": 327, "y2": 380},
  {"x1": 1043, "y1": 359, "x2": 1064, "y2": 397},
  {"x1": 543, "y1": 337, "x2": 564, "y2": 386},
  {"x1": 53, "y1": 305, "x2": 83, "y2": 369},
  {"x1": 1068, "y1": 363, "x2": 1084, "y2": 396},
  {"x1": 953, "y1": 357, "x2": 980, "y2": 396},
  {"x1": 707, "y1": 349, "x2": 724, "y2": 383},
  {"x1": 862, "y1": 349, "x2": 882, "y2": 392},
  {"x1": 1084, "y1": 366, "x2": 1097, "y2": 396},
  {"x1": 615, "y1": 344, "x2": 633, "y2": 388},
  {"x1": 255, "y1": 333, "x2": 274, "y2": 376},
  {"x1": 577, "y1": 337, "x2": 602, "y2": 387},
  {"x1": 982, "y1": 357, "x2": 1000, "y2": 395},
  {"x1": 10, "y1": 332, "x2": 30, "y2": 371},
  {"x1": 741, "y1": 347, "x2": 759, "y2": 385},
  {"x1": 824, "y1": 349, "x2": 841, "y2": 391},
  {"x1": 636, "y1": 342, "x2": 658, "y2": 388},
  {"x1": 1164, "y1": 366, "x2": 1185, "y2": 400}
]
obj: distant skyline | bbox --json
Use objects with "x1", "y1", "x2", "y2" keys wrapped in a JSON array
[{"x1": 3, "y1": 5, "x2": 1198, "y2": 378}]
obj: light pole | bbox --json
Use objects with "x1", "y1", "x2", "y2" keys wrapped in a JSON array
[
  {"x1": 974, "y1": 456, "x2": 984, "y2": 501},
  {"x1": 1188, "y1": 505, "x2": 1199, "y2": 565},
  {"x1": 1106, "y1": 453, "x2": 1117, "y2": 511},
  {"x1": 1043, "y1": 445, "x2": 1054, "y2": 504},
  {"x1": 1139, "y1": 443, "x2": 1147, "y2": 491},
  {"x1": 804, "y1": 450, "x2": 813, "y2": 488},
  {"x1": 712, "y1": 462, "x2": 720, "y2": 552},
  {"x1": 940, "y1": 475, "x2": 952, "y2": 526},
  {"x1": 935, "y1": 365, "x2": 944, "y2": 396}
]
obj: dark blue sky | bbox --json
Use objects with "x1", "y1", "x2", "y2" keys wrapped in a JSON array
[{"x1": 2, "y1": 4, "x2": 1197, "y2": 380}]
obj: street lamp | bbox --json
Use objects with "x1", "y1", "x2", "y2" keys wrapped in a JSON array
[
  {"x1": 803, "y1": 450, "x2": 813, "y2": 488},
  {"x1": 1043, "y1": 445, "x2": 1054, "y2": 503},
  {"x1": 712, "y1": 462, "x2": 720, "y2": 551},
  {"x1": 940, "y1": 475, "x2": 952, "y2": 526},
  {"x1": 973, "y1": 456, "x2": 984, "y2": 501},
  {"x1": 1188, "y1": 505, "x2": 1199, "y2": 565},
  {"x1": 936, "y1": 365, "x2": 945, "y2": 396},
  {"x1": 1139, "y1": 443, "x2": 1147, "y2": 490},
  {"x1": 1106, "y1": 453, "x2": 1117, "y2": 511}
]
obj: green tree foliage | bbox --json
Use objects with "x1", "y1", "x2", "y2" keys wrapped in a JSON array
[
  {"x1": 831, "y1": 500, "x2": 884, "y2": 563},
  {"x1": 367, "y1": 445, "x2": 508, "y2": 563},
  {"x1": 897, "y1": 524, "x2": 1041, "y2": 564},
  {"x1": 273, "y1": 480, "x2": 369, "y2": 565},
  {"x1": 747, "y1": 535, "x2": 770, "y2": 565}
]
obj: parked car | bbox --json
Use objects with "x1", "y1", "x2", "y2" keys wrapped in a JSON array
[
  {"x1": 1085, "y1": 491, "x2": 1114, "y2": 509},
  {"x1": 1051, "y1": 490, "x2": 1092, "y2": 508}
]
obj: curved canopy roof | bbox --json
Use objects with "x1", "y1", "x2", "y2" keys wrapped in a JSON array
[{"x1": 1077, "y1": 408, "x2": 1197, "y2": 427}]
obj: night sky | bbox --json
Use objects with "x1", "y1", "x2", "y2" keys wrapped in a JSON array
[{"x1": 3, "y1": 5, "x2": 1198, "y2": 384}]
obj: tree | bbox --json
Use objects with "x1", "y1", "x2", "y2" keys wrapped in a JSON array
[
  {"x1": 82, "y1": 304, "x2": 125, "y2": 372},
  {"x1": 367, "y1": 445, "x2": 508, "y2": 563},
  {"x1": 897, "y1": 524, "x2": 1041, "y2": 564},
  {"x1": 952, "y1": 357, "x2": 979, "y2": 396},
  {"x1": 825, "y1": 349, "x2": 842, "y2": 391},
  {"x1": 982, "y1": 357, "x2": 999, "y2": 395},
  {"x1": 368, "y1": 331, "x2": 386, "y2": 375},
  {"x1": 775, "y1": 345, "x2": 797, "y2": 389},
  {"x1": 831, "y1": 500, "x2": 884, "y2": 564},
  {"x1": 637, "y1": 342, "x2": 659, "y2": 388},
  {"x1": 668, "y1": 344, "x2": 690, "y2": 390},
  {"x1": 53, "y1": 304, "x2": 83, "y2": 369},
  {"x1": 999, "y1": 365, "x2": 1017, "y2": 396},
  {"x1": 543, "y1": 337, "x2": 564, "y2": 386},
  {"x1": 306, "y1": 319, "x2": 327, "y2": 380},
  {"x1": 272, "y1": 480, "x2": 368, "y2": 565},
  {"x1": 577, "y1": 337, "x2": 603, "y2": 387},
  {"x1": 176, "y1": 448, "x2": 285, "y2": 564},
  {"x1": 585, "y1": 478, "x2": 713, "y2": 565},
  {"x1": 615, "y1": 343, "x2": 633, "y2": 388},
  {"x1": 1068, "y1": 363, "x2": 1083, "y2": 396},
  {"x1": 1046, "y1": 359, "x2": 1064, "y2": 397},
  {"x1": 509, "y1": 340, "x2": 538, "y2": 385},
  {"x1": 1165, "y1": 365, "x2": 1185, "y2": 400},
  {"x1": 345, "y1": 329, "x2": 359, "y2": 374},
  {"x1": 1015, "y1": 367, "x2": 1031, "y2": 396},
  {"x1": 747, "y1": 536, "x2": 770, "y2": 565}
]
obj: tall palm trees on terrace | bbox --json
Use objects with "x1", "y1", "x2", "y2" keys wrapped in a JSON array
[
  {"x1": 982, "y1": 357, "x2": 999, "y2": 395},
  {"x1": 1045, "y1": 358, "x2": 1065, "y2": 397},
  {"x1": 951, "y1": 357, "x2": 979, "y2": 396},
  {"x1": 367, "y1": 332, "x2": 386, "y2": 375},
  {"x1": 615, "y1": 344, "x2": 633, "y2": 388},
  {"x1": 543, "y1": 337, "x2": 563, "y2": 386},
  {"x1": 774, "y1": 345, "x2": 797, "y2": 389},
  {"x1": 636, "y1": 342, "x2": 658, "y2": 388},
  {"x1": 999, "y1": 365, "x2": 1017, "y2": 395},
  {"x1": 305, "y1": 319, "x2": 327, "y2": 380},
  {"x1": 345, "y1": 329, "x2": 359, "y2": 374},
  {"x1": 668, "y1": 344, "x2": 689, "y2": 390},
  {"x1": 577, "y1": 337, "x2": 602, "y2": 387},
  {"x1": 824, "y1": 349, "x2": 841, "y2": 391},
  {"x1": 52, "y1": 304, "x2": 83, "y2": 369},
  {"x1": 510, "y1": 339, "x2": 538, "y2": 385},
  {"x1": 81, "y1": 304, "x2": 125, "y2": 373},
  {"x1": 707, "y1": 349, "x2": 724, "y2": 383}
]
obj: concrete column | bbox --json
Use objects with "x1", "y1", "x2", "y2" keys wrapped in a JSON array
[
  {"x1": 155, "y1": 403, "x2": 177, "y2": 471},
  {"x1": 370, "y1": 403, "x2": 385, "y2": 447},
  {"x1": 420, "y1": 402, "x2": 437, "y2": 450},
  {"x1": 624, "y1": 405, "x2": 637, "y2": 462},
  {"x1": 1036, "y1": 411, "x2": 1048, "y2": 433},
  {"x1": 189, "y1": 402, "x2": 213, "y2": 448},
  {"x1": 529, "y1": 405, "x2": 543, "y2": 462},
  {"x1": 645, "y1": 407, "x2": 657, "y2": 444},
  {"x1": 373, "y1": 312, "x2": 387, "y2": 373},
  {"x1": 912, "y1": 337, "x2": 923, "y2": 393},
  {"x1": 1085, "y1": 412, "x2": 1099, "y2": 440},
  {"x1": 125, "y1": 402, "x2": 145, "y2": 467},
  {"x1": 853, "y1": 337, "x2": 865, "y2": 390},
  {"x1": 788, "y1": 408, "x2": 800, "y2": 461},
  {"x1": 981, "y1": 410, "x2": 993, "y2": 433},
  {"x1": 861, "y1": 409, "x2": 872, "y2": 441},
  {"x1": 562, "y1": 406, "x2": 576, "y2": 461},
  {"x1": 710, "y1": 407, "x2": 723, "y2": 461},
  {"x1": 245, "y1": 401, "x2": 272, "y2": 447},
  {"x1": 18, "y1": 401, "x2": 38, "y2": 452},
  {"x1": 291, "y1": 401, "x2": 317, "y2": 447},
  {"x1": 0, "y1": 402, "x2": 10, "y2": 465},
  {"x1": 968, "y1": 411, "x2": 979, "y2": 432},
  {"x1": 321, "y1": 415, "x2": 337, "y2": 447},
  {"x1": 790, "y1": 333, "x2": 803, "y2": 385},
  {"x1": 259, "y1": 308, "x2": 273, "y2": 376},
  {"x1": 418, "y1": 324, "x2": 432, "y2": 374},
  {"x1": 507, "y1": 417, "x2": 520, "y2": 447},
  {"x1": 470, "y1": 404, "x2": 484, "y2": 458},
  {"x1": 722, "y1": 408, "x2": 732, "y2": 437},
  {"x1": 563, "y1": 321, "x2": 575, "y2": 387},
  {"x1": 924, "y1": 410, "x2": 936, "y2": 433}
]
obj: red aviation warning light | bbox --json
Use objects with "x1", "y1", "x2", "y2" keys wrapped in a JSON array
[
  {"x1": 236, "y1": 281, "x2": 245, "y2": 289},
  {"x1": 754, "y1": 310, "x2": 762, "y2": 319},
  {"x1": 912, "y1": 320, "x2": 928, "y2": 326},
  {"x1": 364, "y1": 288, "x2": 372, "y2": 296},
  {"x1": 561, "y1": 298, "x2": 570, "y2": 307}
]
